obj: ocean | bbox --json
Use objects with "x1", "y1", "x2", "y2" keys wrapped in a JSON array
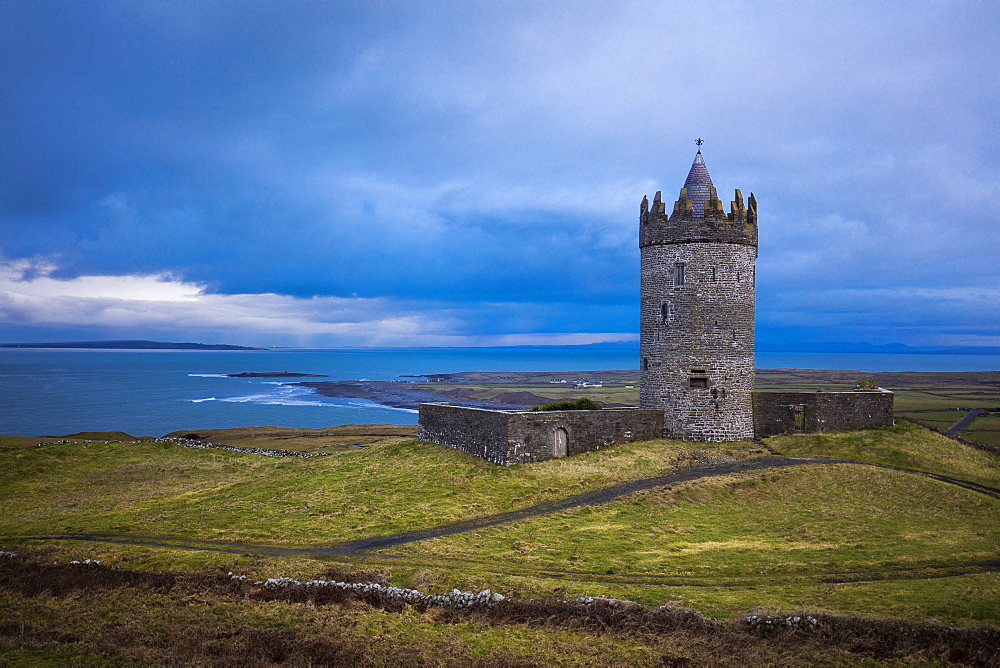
[{"x1": 1, "y1": 347, "x2": 997, "y2": 437}]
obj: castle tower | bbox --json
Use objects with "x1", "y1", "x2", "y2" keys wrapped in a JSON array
[{"x1": 639, "y1": 150, "x2": 758, "y2": 441}]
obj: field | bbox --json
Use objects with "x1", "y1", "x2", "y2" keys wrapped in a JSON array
[{"x1": 1, "y1": 418, "x2": 999, "y2": 665}]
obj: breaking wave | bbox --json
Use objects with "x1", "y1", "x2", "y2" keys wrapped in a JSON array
[
  {"x1": 219, "y1": 393, "x2": 329, "y2": 407},
  {"x1": 347, "y1": 400, "x2": 419, "y2": 414}
]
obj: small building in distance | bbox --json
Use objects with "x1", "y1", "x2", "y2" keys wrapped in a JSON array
[{"x1": 418, "y1": 148, "x2": 893, "y2": 464}]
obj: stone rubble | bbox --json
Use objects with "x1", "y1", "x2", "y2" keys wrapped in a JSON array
[
  {"x1": 0, "y1": 553, "x2": 830, "y2": 629},
  {"x1": 158, "y1": 437, "x2": 329, "y2": 458},
  {"x1": 745, "y1": 614, "x2": 820, "y2": 630},
  {"x1": 35, "y1": 437, "x2": 328, "y2": 459},
  {"x1": 244, "y1": 573, "x2": 504, "y2": 609}
]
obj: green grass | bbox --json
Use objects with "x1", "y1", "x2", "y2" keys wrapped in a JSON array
[
  {"x1": 18, "y1": 549, "x2": 983, "y2": 667},
  {"x1": 894, "y1": 410, "x2": 968, "y2": 426},
  {"x1": 765, "y1": 421, "x2": 999, "y2": 487},
  {"x1": 162, "y1": 424, "x2": 418, "y2": 453},
  {"x1": 400, "y1": 464, "x2": 998, "y2": 577},
  {"x1": 0, "y1": 434, "x2": 755, "y2": 545},
  {"x1": 963, "y1": 415, "x2": 1000, "y2": 448},
  {"x1": 1, "y1": 420, "x2": 999, "y2": 667},
  {"x1": 387, "y1": 460, "x2": 998, "y2": 623}
]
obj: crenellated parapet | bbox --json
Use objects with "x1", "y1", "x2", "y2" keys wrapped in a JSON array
[{"x1": 639, "y1": 186, "x2": 758, "y2": 249}]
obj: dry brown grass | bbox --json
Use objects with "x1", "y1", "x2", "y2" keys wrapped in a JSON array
[{"x1": 2, "y1": 548, "x2": 997, "y2": 666}]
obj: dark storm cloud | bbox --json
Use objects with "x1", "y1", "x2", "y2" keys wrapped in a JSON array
[{"x1": 1, "y1": 1, "x2": 997, "y2": 346}]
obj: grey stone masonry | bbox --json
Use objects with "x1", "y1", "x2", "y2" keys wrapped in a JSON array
[
  {"x1": 639, "y1": 155, "x2": 758, "y2": 442},
  {"x1": 753, "y1": 390, "x2": 894, "y2": 438},
  {"x1": 418, "y1": 403, "x2": 664, "y2": 466}
]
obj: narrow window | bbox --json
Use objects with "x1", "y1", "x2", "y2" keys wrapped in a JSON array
[
  {"x1": 642, "y1": 357, "x2": 649, "y2": 372},
  {"x1": 675, "y1": 262, "x2": 686, "y2": 286},
  {"x1": 661, "y1": 302, "x2": 673, "y2": 322},
  {"x1": 736, "y1": 271, "x2": 741, "y2": 283},
  {"x1": 711, "y1": 267, "x2": 717, "y2": 282}
]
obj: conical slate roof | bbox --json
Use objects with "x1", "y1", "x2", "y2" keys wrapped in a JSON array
[{"x1": 682, "y1": 150, "x2": 714, "y2": 218}]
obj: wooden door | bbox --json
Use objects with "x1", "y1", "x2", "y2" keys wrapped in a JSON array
[{"x1": 553, "y1": 427, "x2": 568, "y2": 458}]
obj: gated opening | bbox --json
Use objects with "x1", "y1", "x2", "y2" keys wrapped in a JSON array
[{"x1": 793, "y1": 405, "x2": 806, "y2": 431}]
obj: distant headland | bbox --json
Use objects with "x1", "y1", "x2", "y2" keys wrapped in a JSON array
[{"x1": 0, "y1": 340, "x2": 263, "y2": 351}]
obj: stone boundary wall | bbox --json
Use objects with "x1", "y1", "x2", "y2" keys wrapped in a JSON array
[
  {"x1": 418, "y1": 404, "x2": 663, "y2": 465},
  {"x1": 753, "y1": 390, "x2": 894, "y2": 438},
  {"x1": 418, "y1": 404, "x2": 511, "y2": 464},
  {"x1": 506, "y1": 407, "x2": 665, "y2": 465}
]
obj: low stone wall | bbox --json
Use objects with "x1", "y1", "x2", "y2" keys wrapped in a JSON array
[
  {"x1": 753, "y1": 390, "x2": 894, "y2": 438},
  {"x1": 418, "y1": 403, "x2": 663, "y2": 465},
  {"x1": 418, "y1": 404, "x2": 511, "y2": 464},
  {"x1": 505, "y1": 408, "x2": 664, "y2": 465}
]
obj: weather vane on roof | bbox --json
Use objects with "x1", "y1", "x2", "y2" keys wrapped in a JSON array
[{"x1": 696, "y1": 138, "x2": 704, "y2": 146}]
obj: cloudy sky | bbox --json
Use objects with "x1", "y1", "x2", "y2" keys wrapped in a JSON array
[{"x1": 1, "y1": 1, "x2": 997, "y2": 348}]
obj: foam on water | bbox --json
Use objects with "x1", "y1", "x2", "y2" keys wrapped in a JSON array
[
  {"x1": 213, "y1": 383, "x2": 332, "y2": 408},
  {"x1": 347, "y1": 399, "x2": 419, "y2": 414},
  {"x1": 220, "y1": 394, "x2": 329, "y2": 407}
]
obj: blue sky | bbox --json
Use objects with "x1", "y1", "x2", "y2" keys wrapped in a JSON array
[{"x1": 1, "y1": 1, "x2": 997, "y2": 348}]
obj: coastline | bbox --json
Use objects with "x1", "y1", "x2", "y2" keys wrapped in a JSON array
[{"x1": 292, "y1": 380, "x2": 559, "y2": 411}]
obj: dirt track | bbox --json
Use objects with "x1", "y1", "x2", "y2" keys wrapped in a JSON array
[{"x1": 12, "y1": 456, "x2": 1000, "y2": 581}]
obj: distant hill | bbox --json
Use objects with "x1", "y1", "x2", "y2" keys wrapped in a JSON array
[{"x1": 0, "y1": 340, "x2": 262, "y2": 350}]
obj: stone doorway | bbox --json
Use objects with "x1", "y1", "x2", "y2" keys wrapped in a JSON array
[
  {"x1": 553, "y1": 427, "x2": 568, "y2": 458},
  {"x1": 793, "y1": 405, "x2": 806, "y2": 431}
]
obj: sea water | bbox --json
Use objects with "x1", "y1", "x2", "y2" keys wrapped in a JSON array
[{"x1": 0, "y1": 347, "x2": 997, "y2": 437}]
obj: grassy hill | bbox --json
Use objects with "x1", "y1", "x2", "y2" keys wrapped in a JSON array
[{"x1": 1, "y1": 422, "x2": 998, "y2": 664}]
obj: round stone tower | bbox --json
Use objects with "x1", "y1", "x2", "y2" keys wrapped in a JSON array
[{"x1": 639, "y1": 150, "x2": 758, "y2": 441}]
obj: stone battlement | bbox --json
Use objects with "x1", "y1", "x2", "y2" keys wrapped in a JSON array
[{"x1": 640, "y1": 188, "x2": 758, "y2": 248}]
